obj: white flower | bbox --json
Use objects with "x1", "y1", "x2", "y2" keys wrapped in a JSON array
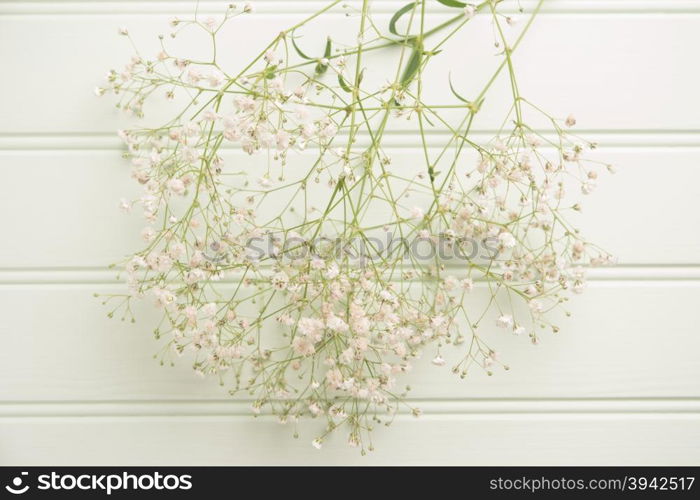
[
  {"x1": 203, "y1": 17, "x2": 217, "y2": 31},
  {"x1": 431, "y1": 316, "x2": 446, "y2": 328},
  {"x1": 201, "y1": 302, "x2": 217, "y2": 317},
  {"x1": 168, "y1": 242, "x2": 186, "y2": 259},
  {"x1": 582, "y1": 181, "x2": 596, "y2": 195},
  {"x1": 276, "y1": 130, "x2": 290, "y2": 151},
  {"x1": 167, "y1": 178, "x2": 186, "y2": 195},
  {"x1": 326, "y1": 368, "x2": 343, "y2": 389},
  {"x1": 140, "y1": 227, "x2": 155, "y2": 242},
  {"x1": 526, "y1": 134, "x2": 541, "y2": 148},
  {"x1": 126, "y1": 256, "x2": 146, "y2": 273},
  {"x1": 350, "y1": 316, "x2": 370, "y2": 336},
  {"x1": 339, "y1": 348, "x2": 354, "y2": 364},
  {"x1": 493, "y1": 138, "x2": 507, "y2": 152},
  {"x1": 565, "y1": 114, "x2": 577, "y2": 127},
  {"x1": 264, "y1": 50, "x2": 278, "y2": 64},
  {"x1": 185, "y1": 268, "x2": 205, "y2": 284},
  {"x1": 410, "y1": 206, "x2": 424, "y2": 219},
  {"x1": 269, "y1": 77, "x2": 285, "y2": 94},
  {"x1": 443, "y1": 276, "x2": 458, "y2": 291},
  {"x1": 275, "y1": 313, "x2": 293, "y2": 326},
  {"x1": 153, "y1": 287, "x2": 176, "y2": 308},
  {"x1": 311, "y1": 439, "x2": 322, "y2": 450},
  {"x1": 499, "y1": 232, "x2": 516, "y2": 248},
  {"x1": 202, "y1": 109, "x2": 218, "y2": 122},
  {"x1": 233, "y1": 95, "x2": 256, "y2": 112},
  {"x1": 431, "y1": 355, "x2": 446, "y2": 366},
  {"x1": 271, "y1": 271, "x2": 289, "y2": 290},
  {"x1": 319, "y1": 122, "x2": 337, "y2": 140},
  {"x1": 298, "y1": 317, "x2": 324, "y2": 339},
  {"x1": 154, "y1": 254, "x2": 172, "y2": 272},
  {"x1": 528, "y1": 299, "x2": 544, "y2": 314},
  {"x1": 496, "y1": 314, "x2": 513, "y2": 329},
  {"x1": 350, "y1": 336, "x2": 369, "y2": 353},
  {"x1": 297, "y1": 124, "x2": 313, "y2": 143},
  {"x1": 325, "y1": 263, "x2": 339, "y2": 280},
  {"x1": 118, "y1": 198, "x2": 131, "y2": 213},
  {"x1": 207, "y1": 72, "x2": 223, "y2": 87},
  {"x1": 187, "y1": 69, "x2": 201, "y2": 84},
  {"x1": 292, "y1": 336, "x2": 316, "y2": 356},
  {"x1": 463, "y1": 5, "x2": 476, "y2": 19},
  {"x1": 326, "y1": 315, "x2": 349, "y2": 332}
]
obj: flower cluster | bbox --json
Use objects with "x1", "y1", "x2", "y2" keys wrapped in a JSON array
[{"x1": 98, "y1": 0, "x2": 613, "y2": 453}]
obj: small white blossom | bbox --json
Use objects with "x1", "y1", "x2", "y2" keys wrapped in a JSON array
[
  {"x1": 499, "y1": 232, "x2": 516, "y2": 248},
  {"x1": 167, "y1": 178, "x2": 186, "y2": 195},
  {"x1": 140, "y1": 227, "x2": 155, "y2": 242},
  {"x1": 496, "y1": 315, "x2": 513, "y2": 329},
  {"x1": 325, "y1": 263, "x2": 339, "y2": 280},
  {"x1": 410, "y1": 206, "x2": 424, "y2": 219},
  {"x1": 431, "y1": 355, "x2": 446, "y2": 366}
]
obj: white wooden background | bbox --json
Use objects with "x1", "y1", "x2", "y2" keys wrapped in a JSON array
[{"x1": 1, "y1": 0, "x2": 700, "y2": 465}]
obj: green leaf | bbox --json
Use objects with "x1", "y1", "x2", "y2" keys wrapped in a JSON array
[
  {"x1": 339, "y1": 68, "x2": 363, "y2": 94},
  {"x1": 338, "y1": 74, "x2": 352, "y2": 93},
  {"x1": 389, "y1": 2, "x2": 418, "y2": 37},
  {"x1": 314, "y1": 37, "x2": 332, "y2": 75},
  {"x1": 448, "y1": 73, "x2": 470, "y2": 103},
  {"x1": 428, "y1": 166, "x2": 441, "y2": 183},
  {"x1": 293, "y1": 33, "x2": 332, "y2": 76},
  {"x1": 448, "y1": 74, "x2": 486, "y2": 112},
  {"x1": 290, "y1": 33, "x2": 313, "y2": 60},
  {"x1": 436, "y1": 0, "x2": 467, "y2": 8},
  {"x1": 399, "y1": 38, "x2": 423, "y2": 88},
  {"x1": 263, "y1": 65, "x2": 277, "y2": 79}
]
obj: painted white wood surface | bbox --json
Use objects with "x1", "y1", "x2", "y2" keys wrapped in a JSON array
[
  {"x1": 3, "y1": 415, "x2": 699, "y2": 466},
  {"x1": 1, "y1": 147, "x2": 698, "y2": 267},
  {"x1": 0, "y1": 0, "x2": 699, "y2": 465}
]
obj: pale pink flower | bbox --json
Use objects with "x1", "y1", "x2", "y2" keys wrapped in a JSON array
[
  {"x1": 431, "y1": 355, "x2": 446, "y2": 366},
  {"x1": 496, "y1": 315, "x2": 513, "y2": 329}
]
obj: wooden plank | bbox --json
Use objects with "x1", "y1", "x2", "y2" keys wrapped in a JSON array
[
  {"x1": 1, "y1": 414, "x2": 698, "y2": 465},
  {"x1": 1, "y1": 282, "x2": 698, "y2": 401},
  {"x1": 0, "y1": 148, "x2": 697, "y2": 268},
  {"x1": 0, "y1": 15, "x2": 698, "y2": 133}
]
